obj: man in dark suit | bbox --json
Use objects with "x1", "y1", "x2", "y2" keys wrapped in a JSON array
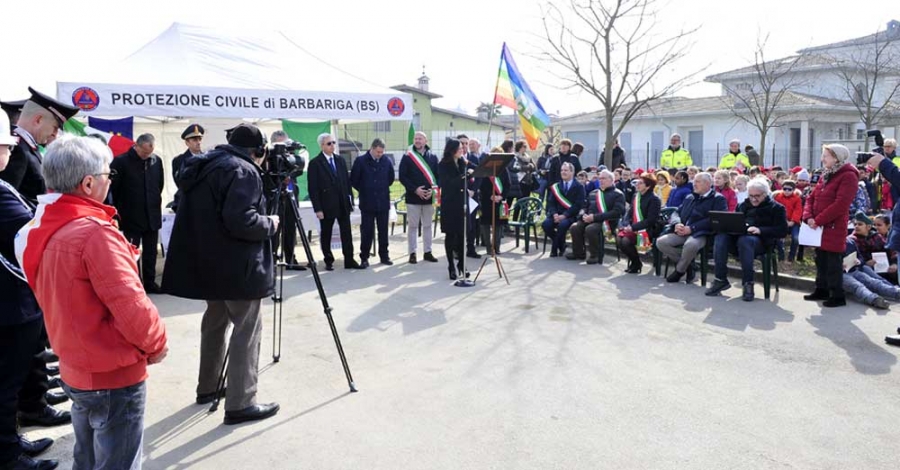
[
  {"x1": 350, "y1": 138, "x2": 395, "y2": 268},
  {"x1": 548, "y1": 139, "x2": 583, "y2": 186},
  {"x1": 110, "y1": 134, "x2": 165, "y2": 293},
  {"x1": 543, "y1": 162, "x2": 585, "y2": 257},
  {"x1": 460, "y1": 135, "x2": 482, "y2": 258},
  {"x1": 307, "y1": 133, "x2": 362, "y2": 271},
  {"x1": 0, "y1": 87, "x2": 79, "y2": 204},
  {"x1": 171, "y1": 123, "x2": 204, "y2": 212}
]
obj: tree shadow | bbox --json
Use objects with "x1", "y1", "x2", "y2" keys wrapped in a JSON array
[{"x1": 701, "y1": 291, "x2": 795, "y2": 332}]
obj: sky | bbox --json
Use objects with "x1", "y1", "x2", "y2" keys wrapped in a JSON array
[{"x1": 1, "y1": 0, "x2": 896, "y2": 118}]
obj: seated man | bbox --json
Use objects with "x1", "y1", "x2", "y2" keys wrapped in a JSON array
[
  {"x1": 705, "y1": 177, "x2": 788, "y2": 301},
  {"x1": 567, "y1": 170, "x2": 625, "y2": 264},
  {"x1": 849, "y1": 211, "x2": 887, "y2": 266},
  {"x1": 842, "y1": 239, "x2": 899, "y2": 309},
  {"x1": 657, "y1": 172, "x2": 727, "y2": 283},
  {"x1": 542, "y1": 162, "x2": 584, "y2": 257}
]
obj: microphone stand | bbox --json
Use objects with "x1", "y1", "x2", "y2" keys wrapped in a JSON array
[{"x1": 455, "y1": 158, "x2": 475, "y2": 287}]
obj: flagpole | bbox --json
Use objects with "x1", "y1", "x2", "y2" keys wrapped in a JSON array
[{"x1": 484, "y1": 44, "x2": 506, "y2": 150}]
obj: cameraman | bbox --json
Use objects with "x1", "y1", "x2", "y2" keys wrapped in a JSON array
[
  {"x1": 867, "y1": 148, "x2": 900, "y2": 347},
  {"x1": 269, "y1": 130, "x2": 306, "y2": 271},
  {"x1": 162, "y1": 123, "x2": 280, "y2": 425}
]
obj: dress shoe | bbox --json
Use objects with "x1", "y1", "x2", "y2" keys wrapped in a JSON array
[
  {"x1": 896, "y1": 327, "x2": 900, "y2": 335},
  {"x1": 144, "y1": 282, "x2": 162, "y2": 294},
  {"x1": 823, "y1": 296, "x2": 846, "y2": 308},
  {"x1": 685, "y1": 264, "x2": 696, "y2": 283},
  {"x1": 408, "y1": 253, "x2": 417, "y2": 264},
  {"x1": 20, "y1": 437, "x2": 53, "y2": 458},
  {"x1": 742, "y1": 282, "x2": 755, "y2": 302},
  {"x1": 47, "y1": 378, "x2": 61, "y2": 390},
  {"x1": 886, "y1": 335, "x2": 900, "y2": 347},
  {"x1": 625, "y1": 262, "x2": 643, "y2": 274},
  {"x1": 803, "y1": 288, "x2": 829, "y2": 301},
  {"x1": 423, "y1": 252, "x2": 438, "y2": 262},
  {"x1": 44, "y1": 391, "x2": 68, "y2": 406},
  {"x1": 666, "y1": 270, "x2": 684, "y2": 283},
  {"x1": 42, "y1": 365, "x2": 59, "y2": 377},
  {"x1": 358, "y1": 260, "x2": 370, "y2": 269},
  {"x1": 705, "y1": 278, "x2": 731, "y2": 296},
  {"x1": 18, "y1": 406, "x2": 71, "y2": 427},
  {"x1": 345, "y1": 260, "x2": 364, "y2": 269},
  {"x1": 466, "y1": 250, "x2": 482, "y2": 259},
  {"x1": 565, "y1": 252, "x2": 585, "y2": 261},
  {"x1": 586, "y1": 257, "x2": 599, "y2": 265},
  {"x1": 873, "y1": 297, "x2": 890, "y2": 309},
  {"x1": 35, "y1": 350, "x2": 58, "y2": 363},
  {"x1": 448, "y1": 268, "x2": 458, "y2": 280},
  {"x1": 325, "y1": 263, "x2": 334, "y2": 271},
  {"x1": 285, "y1": 263, "x2": 307, "y2": 271},
  {"x1": 380, "y1": 258, "x2": 394, "y2": 266},
  {"x1": 196, "y1": 388, "x2": 226, "y2": 405},
  {"x1": 223, "y1": 403, "x2": 280, "y2": 425},
  {"x1": 549, "y1": 249, "x2": 559, "y2": 258},
  {"x1": 2, "y1": 454, "x2": 58, "y2": 470}
]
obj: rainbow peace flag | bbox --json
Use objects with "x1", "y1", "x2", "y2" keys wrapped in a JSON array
[{"x1": 492, "y1": 43, "x2": 550, "y2": 150}]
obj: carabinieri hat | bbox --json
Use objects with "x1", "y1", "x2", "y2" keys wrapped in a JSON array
[
  {"x1": 26, "y1": 87, "x2": 79, "y2": 126},
  {"x1": 181, "y1": 123, "x2": 205, "y2": 140},
  {"x1": 0, "y1": 99, "x2": 26, "y2": 116}
]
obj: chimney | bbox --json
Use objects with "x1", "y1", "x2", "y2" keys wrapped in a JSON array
[
  {"x1": 417, "y1": 65, "x2": 430, "y2": 92},
  {"x1": 888, "y1": 20, "x2": 900, "y2": 39}
]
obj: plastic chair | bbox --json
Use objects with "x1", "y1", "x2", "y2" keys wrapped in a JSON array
[
  {"x1": 509, "y1": 197, "x2": 543, "y2": 253},
  {"x1": 391, "y1": 197, "x2": 408, "y2": 235}
]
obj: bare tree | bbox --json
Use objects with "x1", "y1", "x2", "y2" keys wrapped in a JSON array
[
  {"x1": 538, "y1": 0, "x2": 701, "y2": 168},
  {"x1": 476, "y1": 102, "x2": 502, "y2": 119},
  {"x1": 830, "y1": 30, "x2": 900, "y2": 150},
  {"x1": 718, "y1": 34, "x2": 806, "y2": 163}
]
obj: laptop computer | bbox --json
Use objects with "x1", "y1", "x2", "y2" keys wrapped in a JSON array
[{"x1": 709, "y1": 211, "x2": 747, "y2": 234}]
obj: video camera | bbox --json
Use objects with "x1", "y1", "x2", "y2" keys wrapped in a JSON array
[
  {"x1": 856, "y1": 129, "x2": 885, "y2": 164},
  {"x1": 266, "y1": 140, "x2": 307, "y2": 177}
]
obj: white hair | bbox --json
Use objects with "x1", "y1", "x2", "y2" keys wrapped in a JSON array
[
  {"x1": 747, "y1": 176, "x2": 771, "y2": 196},
  {"x1": 693, "y1": 172, "x2": 713, "y2": 185},
  {"x1": 317, "y1": 133, "x2": 334, "y2": 147},
  {"x1": 469, "y1": 138, "x2": 481, "y2": 146},
  {"x1": 43, "y1": 134, "x2": 112, "y2": 193},
  {"x1": 598, "y1": 169, "x2": 615, "y2": 180},
  {"x1": 561, "y1": 162, "x2": 575, "y2": 172}
]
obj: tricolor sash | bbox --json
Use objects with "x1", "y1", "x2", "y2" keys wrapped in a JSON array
[
  {"x1": 407, "y1": 147, "x2": 436, "y2": 187},
  {"x1": 491, "y1": 176, "x2": 504, "y2": 195},
  {"x1": 550, "y1": 183, "x2": 572, "y2": 210},
  {"x1": 595, "y1": 190, "x2": 612, "y2": 234},
  {"x1": 633, "y1": 192, "x2": 651, "y2": 248}
]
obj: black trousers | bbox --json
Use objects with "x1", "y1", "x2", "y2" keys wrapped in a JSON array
[
  {"x1": 815, "y1": 249, "x2": 844, "y2": 296},
  {"x1": 320, "y1": 212, "x2": 354, "y2": 265},
  {"x1": 359, "y1": 210, "x2": 389, "y2": 261},
  {"x1": 281, "y1": 196, "x2": 299, "y2": 263},
  {"x1": 0, "y1": 318, "x2": 43, "y2": 464},
  {"x1": 444, "y1": 232, "x2": 464, "y2": 272},
  {"x1": 466, "y1": 211, "x2": 478, "y2": 252},
  {"x1": 125, "y1": 229, "x2": 159, "y2": 285},
  {"x1": 17, "y1": 325, "x2": 49, "y2": 415}
]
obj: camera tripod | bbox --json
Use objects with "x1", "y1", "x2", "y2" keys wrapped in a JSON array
[{"x1": 210, "y1": 180, "x2": 357, "y2": 412}]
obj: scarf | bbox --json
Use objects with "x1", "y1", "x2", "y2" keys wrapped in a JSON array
[{"x1": 15, "y1": 193, "x2": 119, "y2": 286}]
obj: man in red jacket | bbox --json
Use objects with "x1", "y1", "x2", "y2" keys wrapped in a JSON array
[
  {"x1": 774, "y1": 180, "x2": 802, "y2": 262},
  {"x1": 15, "y1": 134, "x2": 168, "y2": 470}
]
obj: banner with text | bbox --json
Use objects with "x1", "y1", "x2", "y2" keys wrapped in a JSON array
[{"x1": 57, "y1": 82, "x2": 413, "y2": 120}]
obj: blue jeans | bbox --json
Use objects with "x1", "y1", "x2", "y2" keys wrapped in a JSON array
[
  {"x1": 777, "y1": 224, "x2": 800, "y2": 261},
  {"x1": 64, "y1": 381, "x2": 146, "y2": 470},
  {"x1": 713, "y1": 233, "x2": 765, "y2": 284},
  {"x1": 843, "y1": 265, "x2": 900, "y2": 304}
]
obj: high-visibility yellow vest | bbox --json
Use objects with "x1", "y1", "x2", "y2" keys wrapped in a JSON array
[
  {"x1": 719, "y1": 152, "x2": 751, "y2": 169},
  {"x1": 660, "y1": 148, "x2": 693, "y2": 169}
]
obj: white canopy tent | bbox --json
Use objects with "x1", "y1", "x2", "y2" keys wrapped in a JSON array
[{"x1": 56, "y1": 22, "x2": 412, "y2": 201}]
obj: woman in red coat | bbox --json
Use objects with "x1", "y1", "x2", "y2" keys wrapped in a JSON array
[
  {"x1": 714, "y1": 169, "x2": 738, "y2": 211},
  {"x1": 802, "y1": 144, "x2": 859, "y2": 307}
]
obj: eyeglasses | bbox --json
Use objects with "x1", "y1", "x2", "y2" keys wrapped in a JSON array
[
  {"x1": 325, "y1": 141, "x2": 336, "y2": 146},
  {"x1": 747, "y1": 193, "x2": 765, "y2": 199},
  {"x1": 94, "y1": 169, "x2": 118, "y2": 179}
]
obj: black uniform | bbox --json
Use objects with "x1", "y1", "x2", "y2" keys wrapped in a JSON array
[
  {"x1": 0, "y1": 128, "x2": 45, "y2": 204},
  {"x1": 439, "y1": 158, "x2": 467, "y2": 274},
  {"x1": 110, "y1": 147, "x2": 164, "y2": 287}
]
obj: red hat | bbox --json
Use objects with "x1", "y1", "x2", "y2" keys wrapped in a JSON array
[
  {"x1": 634, "y1": 168, "x2": 645, "y2": 176},
  {"x1": 790, "y1": 166, "x2": 803, "y2": 174}
]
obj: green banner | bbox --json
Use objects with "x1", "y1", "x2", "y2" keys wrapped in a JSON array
[{"x1": 280, "y1": 120, "x2": 331, "y2": 201}]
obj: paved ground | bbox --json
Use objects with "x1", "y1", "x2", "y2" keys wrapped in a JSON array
[{"x1": 24, "y1": 232, "x2": 900, "y2": 469}]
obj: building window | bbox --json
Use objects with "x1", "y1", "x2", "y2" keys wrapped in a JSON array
[
  {"x1": 374, "y1": 121, "x2": 392, "y2": 133},
  {"x1": 838, "y1": 127, "x2": 843, "y2": 140},
  {"x1": 413, "y1": 113, "x2": 421, "y2": 131},
  {"x1": 857, "y1": 129, "x2": 865, "y2": 140}
]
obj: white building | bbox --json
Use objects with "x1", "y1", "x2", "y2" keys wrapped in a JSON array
[{"x1": 553, "y1": 20, "x2": 900, "y2": 170}]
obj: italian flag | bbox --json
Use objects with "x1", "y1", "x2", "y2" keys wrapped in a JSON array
[{"x1": 63, "y1": 119, "x2": 135, "y2": 156}]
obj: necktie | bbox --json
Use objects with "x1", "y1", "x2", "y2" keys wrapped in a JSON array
[
  {"x1": 564, "y1": 182, "x2": 569, "y2": 192},
  {"x1": 329, "y1": 158, "x2": 336, "y2": 174}
]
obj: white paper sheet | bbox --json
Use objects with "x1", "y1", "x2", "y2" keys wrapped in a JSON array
[
  {"x1": 469, "y1": 197, "x2": 479, "y2": 215},
  {"x1": 798, "y1": 223, "x2": 823, "y2": 247},
  {"x1": 843, "y1": 252, "x2": 859, "y2": 272},
  {"x1": 872, "y1": 252, "x2": 890, "y2": 273}
]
